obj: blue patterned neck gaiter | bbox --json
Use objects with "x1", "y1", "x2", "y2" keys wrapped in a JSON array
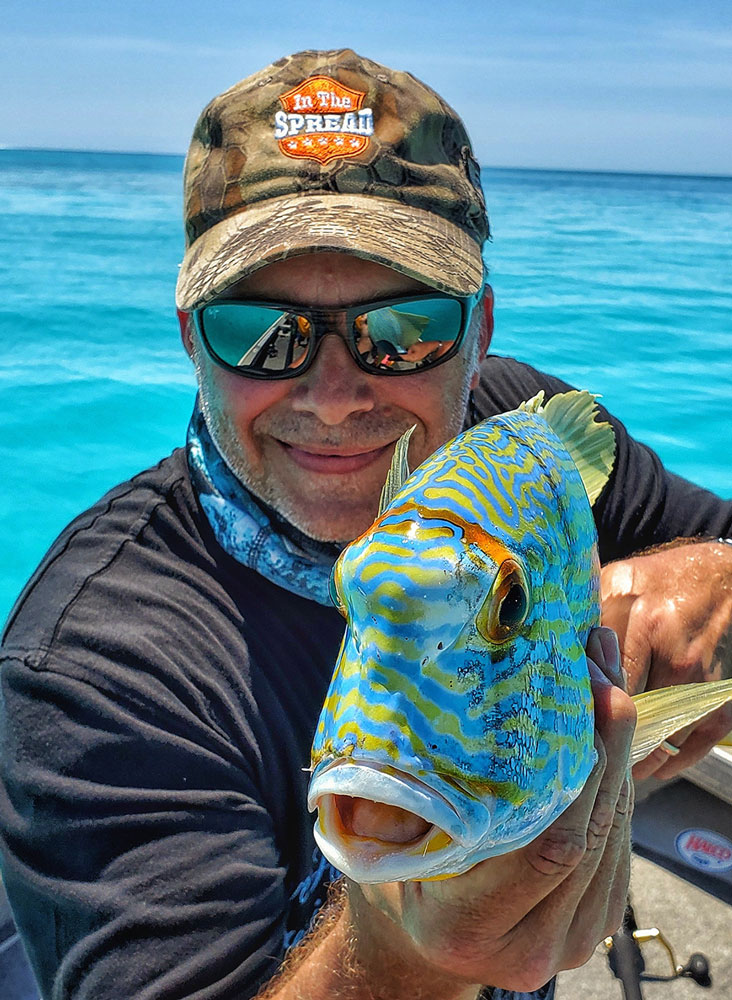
[{"x1": 186, "y1": 402, "x2": 336, "y2": 606}]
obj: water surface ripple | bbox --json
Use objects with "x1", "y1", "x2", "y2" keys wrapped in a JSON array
[{"x1": 1, "y1": 151, "x2": 730, "y2": 622}]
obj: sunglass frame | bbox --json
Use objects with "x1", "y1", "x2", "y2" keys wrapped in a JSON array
[{"x1": 192, "y1": 291, "x2": 481, "y2": 380}]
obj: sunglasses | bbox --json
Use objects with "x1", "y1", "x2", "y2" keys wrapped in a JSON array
[{"x1": 192, "y1": 291, "x2": 480, "y2": 379}]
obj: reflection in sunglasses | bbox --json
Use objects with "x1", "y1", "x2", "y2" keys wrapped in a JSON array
[
  {"x1": 367, "y1": 308, "x2": 431, "y2": 350},
  {"x1": 236, "y1": 314, "x2": 307, "y2": 370},
  {"x1": 197, "y1": 292, "x2": 473, "y2": 379},
  {"x1": 403, "y1": 339, "x2": 447, "y2": 363}
]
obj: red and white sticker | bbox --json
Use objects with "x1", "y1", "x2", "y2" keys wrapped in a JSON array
[
  {"x1": 274, "y1": 75, "x2": 374, "y2": 164},
  {"x1": 675, "y1": 828, "x2": 732, "y2": 873}
]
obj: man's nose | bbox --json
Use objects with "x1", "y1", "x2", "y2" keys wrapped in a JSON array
[{"x1": 289, "y1": 334, "x2": 375, "y2": 425}]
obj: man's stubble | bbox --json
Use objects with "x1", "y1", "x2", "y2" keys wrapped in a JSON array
[{"x1": 191, "y1": 333, "x2": 477, "y2": 544}]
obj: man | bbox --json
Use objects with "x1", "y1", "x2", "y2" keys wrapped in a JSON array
[{"x1": 1, "y1": 48, "x2": 730, "y2": 1000}]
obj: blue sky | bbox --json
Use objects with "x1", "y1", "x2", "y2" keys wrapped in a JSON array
[{"x1": 2, "y1": 0, "x2": 731, "y2": 174}]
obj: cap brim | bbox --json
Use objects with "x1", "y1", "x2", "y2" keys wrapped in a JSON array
[{"x1": 175, "y1": 192, "x2": 484, "y2": 311}]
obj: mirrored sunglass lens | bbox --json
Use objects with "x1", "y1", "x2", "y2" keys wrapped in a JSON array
[
  {"x1": 355, "y1": 298, "x2": 463, "y2": 371},
  {"x1": 201, "y1": 304, "x2": 311, "y2": 372}
]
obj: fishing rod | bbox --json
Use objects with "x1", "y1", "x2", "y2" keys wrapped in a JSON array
[{"x1": 605, "y1": 902, "x2": 712, "y2": 1000}]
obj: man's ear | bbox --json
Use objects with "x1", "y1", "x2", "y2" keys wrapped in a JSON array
[
  {"x1": 177, "y1": 309, "x2": 194, "y2": 359},
  {"x1": 470, "y1": 284, "x2": 494, "y2": 389},
  {"x1": 478, "y1": 284, "x2": 494, "y2": 355}
]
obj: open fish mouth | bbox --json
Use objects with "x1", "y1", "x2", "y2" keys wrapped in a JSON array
[{"x1": 308, "y1": 758, "x2": 491, "y2": 882}]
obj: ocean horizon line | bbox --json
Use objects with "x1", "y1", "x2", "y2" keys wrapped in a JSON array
[{"x1": 2, "y1": 146, "x2": 731, "y2": 183}]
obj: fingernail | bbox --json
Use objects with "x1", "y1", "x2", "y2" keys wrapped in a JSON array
[
  {"x1": 598, "y1": 627, "x2": 623, "y2": 686},
  {"x1": 587, "y1": 657, "x2": 612, "y2": 686},
  {"x1": 587, "y1": 627, "x2": 624, "y2": 687},
  {"x1": 598, "y1": 626, "x2": 623, "y2": 677},
  {"x1": 586, "y1": 629, "x2": 606, "y2": 670}
]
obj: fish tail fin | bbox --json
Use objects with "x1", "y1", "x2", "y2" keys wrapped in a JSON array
[
  {"x1": 519, "y1": 390, "x2": 616, "y2": 505},
  {"x1": 629, "y1": 679, "x2": 732, "y2": 765}
]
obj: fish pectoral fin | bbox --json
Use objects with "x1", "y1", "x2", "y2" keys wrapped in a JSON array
[
  {"x1": 520, "y1": 389, "x2": 616, "y2": 506},
  {"x1": 629, "y1": 679, "x2": 732, "y2": 765},
  {"x1": 378, "y1": 425, "x2": 416, "y2": 515}
]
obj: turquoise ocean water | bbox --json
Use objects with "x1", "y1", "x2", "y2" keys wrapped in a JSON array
[{"x1": 1, "y1": 149, "x2": 731, "y2": 623}]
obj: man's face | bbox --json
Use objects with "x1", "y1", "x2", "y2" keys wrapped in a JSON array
[{"x1": 182, "y1": 253, "x2": 491, "y2": 544}]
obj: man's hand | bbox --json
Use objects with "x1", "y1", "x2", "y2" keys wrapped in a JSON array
[
  {"x1": 601, "y1": 539, "x2": 732, "y2": 780},
  {"x1": 348, "y1": 628, "x2": 636, "y2": 996}
]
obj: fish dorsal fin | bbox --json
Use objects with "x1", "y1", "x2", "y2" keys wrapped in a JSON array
[
  {"x1": 378, "y1": 426, "x2": 416, "y2": 515},
  {"x1": 518, "y1": 389, "x2": 547, "y2": 414},
  {"x1": 519, "y1": 390, "x2": 616, "y2": 505},
  {"x1": 630, "y1": 679, "x2": 732, "y2": 765}
]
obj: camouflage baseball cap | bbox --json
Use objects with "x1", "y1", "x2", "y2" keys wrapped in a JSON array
[{"x1": 176, "y1": 49, "x2": 489, "y2": 312}]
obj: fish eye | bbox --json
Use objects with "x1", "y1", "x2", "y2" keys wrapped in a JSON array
[
  {"x1": 328, "y1": 564, "x2": 347, "y2": 618},
  {"x1": 498, "y1": 582, "x2": 528, "y2": 630},
  {"x1": 476, "y1": 559, "x2": 530, "y2": 644}
]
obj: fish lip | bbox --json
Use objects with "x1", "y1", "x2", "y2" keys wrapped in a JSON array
[
  {"x1": 313, "y1": 802, "x2": 446, "y2": 884},
  {"x1": 308, "y1": 757, "x2": 473, "y2": 847}
]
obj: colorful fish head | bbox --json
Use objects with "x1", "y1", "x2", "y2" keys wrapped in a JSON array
[{"x1": 309, "y1": 391, "x2": 615, "y2": 882}]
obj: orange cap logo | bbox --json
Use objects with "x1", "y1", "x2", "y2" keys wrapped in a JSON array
[{"x1": 273, "y1": 75, "x2": 374, "y2": 164}]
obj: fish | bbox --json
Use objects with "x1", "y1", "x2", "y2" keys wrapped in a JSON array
[{"x1": 307, "y1": 390, "x2": 732, "y2": 883}]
